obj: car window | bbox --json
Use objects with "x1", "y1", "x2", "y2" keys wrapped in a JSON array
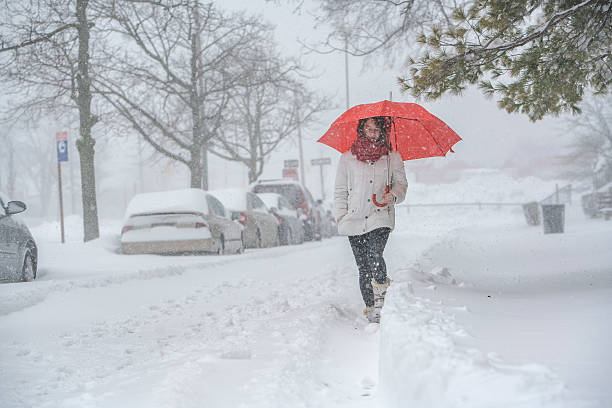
[
  {"x1": 249, "y1": 193, "x2": 267, "y2": 213},
  {"x1": 246, "y1": 193, "x2": 255, "y2": 211},
  {"x1": 253, "y1": 184, "x2": 304, "y2": 208},
  {"x1": 207, "y1": 195, "x2": 227, "y2": 218},
  {"x1": 278, "y1": 196, "x2": 291, "y2": 211}
]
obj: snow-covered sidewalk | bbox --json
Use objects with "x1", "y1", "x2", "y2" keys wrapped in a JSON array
[
  {"x1": 1, "y1": 203, "x2": 610, "y2": 407},
  {"x1": 381, "y1": 205, "x2": 612, "y2": 408}
]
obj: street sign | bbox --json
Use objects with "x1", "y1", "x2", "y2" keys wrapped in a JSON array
[
  {"x1": 284, "y1": 159, "x2": 299, "y2": 169},
  {"x1": 56, "y1": 131, "x2": 68, "y2": 162},
  {"x1": 311, "y1": 157, "x2": 331, "y2": 166},
  {"x1": 310, "y1": 157, "x2": 331, "y2": 200},
  {"x1": 282, "y1": 168, "x2": 299, "y2": 180},
  {"x1": 55, "y1": 131, "x2": 68, "y2": 243}
]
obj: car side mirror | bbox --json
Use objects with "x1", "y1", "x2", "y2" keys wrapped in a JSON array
[
  {"x1": 6, "y1": 200, "x2": 26, "y2": 215},
  {"x1": 270, "y1": 206, "x2": 278, "y2": 214}
]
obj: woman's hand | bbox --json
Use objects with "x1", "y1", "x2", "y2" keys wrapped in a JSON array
[{"x1": 383, "y1": 191, "x2": 395, "y2": 204}]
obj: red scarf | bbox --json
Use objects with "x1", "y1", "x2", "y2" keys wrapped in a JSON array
[{"x1": 350, "y1": 136, "x2": 389, "y2": 163}]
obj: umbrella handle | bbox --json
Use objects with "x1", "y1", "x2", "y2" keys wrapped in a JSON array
[{"x1": 373, "y1": 185, "x2": 390, "y2": 207}]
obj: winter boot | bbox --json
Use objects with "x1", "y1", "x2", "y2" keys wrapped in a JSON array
[
  {"x1": 371, "y1": 277, "x2": 391, "y2": 320},
  {"x1": 363, "y1": 306, "x2": 379, "y2": 324}
]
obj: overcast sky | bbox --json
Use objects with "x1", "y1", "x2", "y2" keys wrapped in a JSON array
[
  {"x1": 220, "y1": 0, "x2": 572, "y2": 183},
  {"x1": 2, "y1": 0, "x2": 576, "y2": 211}
]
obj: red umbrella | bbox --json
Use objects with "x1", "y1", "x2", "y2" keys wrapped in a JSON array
[{"x1": 317, "y1": 100, "x2": 461, "y2": 160}]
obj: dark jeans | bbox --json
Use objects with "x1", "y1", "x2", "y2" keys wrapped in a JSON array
[{"x1": 348, "y1": 227, "x2": 391, "y2": 307}]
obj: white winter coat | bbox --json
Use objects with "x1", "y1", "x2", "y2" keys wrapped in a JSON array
[{"x1": 333, "y1": 151, "x2": 408, "y2": 236}]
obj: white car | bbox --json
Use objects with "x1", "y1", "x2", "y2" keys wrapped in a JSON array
[
  {"x1": 209, "y1": 188, "x2": 280, "y2": 249},
  {"x1": 120, "y1": 188, "x2": 243, "y2": 255},
  {"x1": 257, "y1": 192, "x2": 304, "y2": 245}
]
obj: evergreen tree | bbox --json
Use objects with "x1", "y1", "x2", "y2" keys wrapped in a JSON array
[{"x1": 402, "y1": 0, "x2": 611, "y2": 121}]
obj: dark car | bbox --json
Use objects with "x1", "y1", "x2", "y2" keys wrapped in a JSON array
[
  {"x1": 0, "y1": 192, "x2": 37, "y2": 282},
  {"x1": 250, "y1": 180, "x2": 321, "y2": 241}
]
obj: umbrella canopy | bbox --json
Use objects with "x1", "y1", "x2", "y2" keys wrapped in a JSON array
[{"x1": 317, "y1": 100, "x2": 461, "y2": 160}]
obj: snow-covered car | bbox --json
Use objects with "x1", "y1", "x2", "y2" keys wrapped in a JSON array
[
  {"x1": 250, "y1": 179, "x2": 321, "y2": 241},
  {"x1": 209, "y1": 188, "x2": 279, "y2": 249},
  {"x1": 120, "y1": 188, "x2": 243, "y2": 255},
  {"x1": 256, "y1": 192, "x2": 305, "y2": 245},
  {"x1": 0, "y1": 192, "x2": 37, "y2": 282}
]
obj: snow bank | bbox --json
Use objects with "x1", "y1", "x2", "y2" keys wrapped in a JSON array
[
  {"x1": 381, "y1": 203, "x2": 612, "y2": 408},
  {"x1": 379, "y1": 284, "x2": 565, "y2": 408},
  {"x1": 405, "y1": 169, "x2": 566, "y2": 204}
]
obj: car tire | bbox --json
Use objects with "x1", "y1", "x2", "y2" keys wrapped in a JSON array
[
  {"x1": 278, "y1": 227, "x2": 285, "y2": 246},
  {"x1": 255, "y1": 229, "x2": 262, "y2": 248},
  {"x1": 21, "y1": 251, "x2": 36, "y2": 282},
  {"x1": 217, "y1": 235, "x2": 225, "y2": 255},
  {"x1": 239, "y1": 232, "x2": 246, "y2": 253}
]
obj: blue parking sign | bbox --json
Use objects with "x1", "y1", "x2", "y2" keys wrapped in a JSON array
[{"x1": 56, "y1": 131, "x2": 68, "y2": 162}]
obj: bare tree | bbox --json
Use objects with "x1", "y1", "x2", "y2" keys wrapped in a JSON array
[
  {"x1": 558, "y1": 94, "x2": 612, "y2": 181},
  {"x1": 296, "y1": 0, "x2": 465, "y2": 67},
  {"x1": 0, "y1": 0, "x2": 183, "y2": 240},
  {"x1": 212, "y1": 60, "x2": 328, "y2": 183},
  {"x1": 1, "y1": 0, "x2": 103, "y2": 240},
  {"x1": 19, "y1": 128, "x2": 58, "y2": 217},
  {"x1": 0, "y1": 121, "x2": 19, "y2": 197},
  {"x1": 0, "y1": 119, "x2": 62, "y2": 216},
  {"x1": 95, "y1": 1, "x2": 277, "y2": 189}
]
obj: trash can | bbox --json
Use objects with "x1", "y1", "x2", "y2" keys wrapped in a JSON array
[
  {"x1": 522, "y1": 202, "x2": 540, "y2": 225},
  {"x1": 541, "y1": 204, "x2": 565, "y2": 234}
]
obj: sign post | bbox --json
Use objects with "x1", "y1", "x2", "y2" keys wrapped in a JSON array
[
  {"x1": 56, "y1": 131, "x2": 68, "y2": 244},
  {"x1": 283, "y1": 159, "x2": 299, "y2": 181},
  {"x1": 310, "y1": 157, "x2": 331, "y2": 200}
]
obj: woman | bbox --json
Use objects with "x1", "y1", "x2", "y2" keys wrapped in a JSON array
[{"x1": 333, "y1": 116, "x2": 408, "y2": 323}]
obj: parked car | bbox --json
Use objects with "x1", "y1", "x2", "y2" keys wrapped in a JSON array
[
  {"x1": 250, "y1": 180, "x2": 321, "y2": 241},
  {"x1": 208, "y1": 188, "x2": 279, "y2": 249},
  {"x1": 257, "y1": 192, "x2": 305, "y2": 245},
  {"x1": 120, "y1": 188, "x2": 243, "y2": 255},
  {"x1": 0, "y1": 192, "x2": 37, "y2": 282},
  {"x1": 316, "y1": 199, "x2": 337, "y2": 237}
]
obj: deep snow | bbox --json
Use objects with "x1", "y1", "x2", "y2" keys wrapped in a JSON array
[{"x1": 1, "y1": 174, "x2": 610, "y2": 408}]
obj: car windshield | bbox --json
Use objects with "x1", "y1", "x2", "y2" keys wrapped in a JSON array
[{"x1": 252, "y1": 185, "x2": 304, "y2": 208}]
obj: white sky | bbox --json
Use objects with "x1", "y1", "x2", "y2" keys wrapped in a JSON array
[
  {"x1": 2, "y1": 0, "x2": 576, "y2": 214},
  {"x1": 217, "y1": 0, "x2": 572, "y2": 190}
]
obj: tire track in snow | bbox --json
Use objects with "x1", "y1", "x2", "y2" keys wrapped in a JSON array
[
  {"x1": 0, "y1": 240, "x2": 335, "y2": 317},
  {"x1": 1, "y1": 239, "x2": 382, "y2": 407}
]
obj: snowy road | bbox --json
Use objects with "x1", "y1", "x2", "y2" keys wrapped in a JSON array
[
  {"x1": 0, "y1": 236, "x2": 393, "y2": 408},
  {"x1": 1, "y1": 204, "x2": 611, "y2": 407}
]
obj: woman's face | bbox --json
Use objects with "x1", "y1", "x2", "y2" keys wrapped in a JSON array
[{"x1": 363, "y1": 118, "x2": 381, "y2": 141}]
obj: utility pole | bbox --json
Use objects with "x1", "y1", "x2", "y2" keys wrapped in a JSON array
[
  {"x1": 345, "y1": 36, "x2": 350, "y2": 110},
  {"x1": 296, "y1": 101, "x2": 306, "y2": 185}
]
